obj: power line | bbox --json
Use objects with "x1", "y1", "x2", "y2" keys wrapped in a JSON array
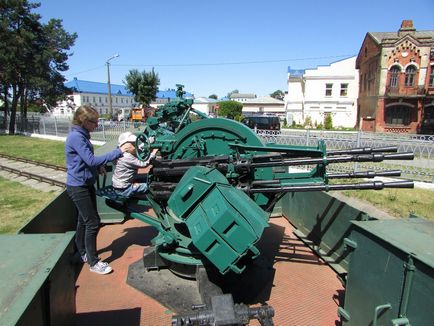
[
  {"x1": 65, "y1": 54, "x2": 357, "y2": 78},
  {"x1": 112, "y1": 54, "x2": 356, "y2": 67},
  {"x1": 64, "y1": 64, "x2": 105, "y2": 78}
]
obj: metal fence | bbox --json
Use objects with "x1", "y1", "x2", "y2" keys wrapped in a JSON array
[
  {"x1": 1, "y1": 115, "x2": 433, "y2": 182},
  {"x1": 0, "y1": 114, "x2": 145, "y2": 143},
  {"x1": 258, "y1": 129, "x2": 434, "y2": 183}
]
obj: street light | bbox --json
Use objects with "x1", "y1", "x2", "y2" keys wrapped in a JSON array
[{"x1": 106, "y1": 54, "x2": 119, "y2": 117}]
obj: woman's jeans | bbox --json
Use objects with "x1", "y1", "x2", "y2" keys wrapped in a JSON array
[{"x1": 66, "y1": 185, "x2": 100, "y2": 266}]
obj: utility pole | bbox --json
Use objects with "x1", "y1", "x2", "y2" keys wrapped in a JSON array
[{"x1": 106, "y1": 54, "x2": 119, "y2": 117}]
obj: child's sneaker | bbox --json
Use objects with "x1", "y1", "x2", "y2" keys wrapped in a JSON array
[
  {"x1": 90, "y1": 261, "x2": 112, "y2": 275},
  {"x1": 81, "y1": 254, "x2": 87, "y2": 263}
]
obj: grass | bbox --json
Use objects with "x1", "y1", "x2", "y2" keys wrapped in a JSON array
[
  {"x1": 341, "y1": 188, "x2": 434, "y2": 222},
  {"x1": 0, "y1": 134, "x2": 66, "y2": 166},
  {"x1": 0, "y1": 176, "x2": 58, "y2": 234}
]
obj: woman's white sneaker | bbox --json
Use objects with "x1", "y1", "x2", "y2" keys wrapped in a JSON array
[{"x1": 90, "y1": 261, "x2": 112, "y2": 274}]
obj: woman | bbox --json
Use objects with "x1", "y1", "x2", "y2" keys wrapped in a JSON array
[{"x1": 65, "y1": 105, "x2": 133, "y2": 275}]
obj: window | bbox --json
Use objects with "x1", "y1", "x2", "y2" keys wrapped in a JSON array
[
  {"x1": 340, "y1": 83, "x2": 348, "y2": 96},
  {"x1": 429, "y1": 66, "x2": 434, "y2": 87},
  {"x1": 389, "y1": 66, "x2": 400, "y2": 87},
  {"x1": 385, "y1": 106, "x2": 412, "y2": 125},
  {"x1": 405, "y1": 66, "x2": 416, "y2": 87},
  {"x1": 325, "y1": 83, "x2": 333, "y2": 96}
]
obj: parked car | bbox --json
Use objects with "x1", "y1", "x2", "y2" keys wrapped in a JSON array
[{"x1": 241, "y1": 115, "x2": 281, "y2": 131}]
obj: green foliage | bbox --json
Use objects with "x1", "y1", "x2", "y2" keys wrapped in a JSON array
[
  {"x1": 234, "y1": 114, "x2": 243, "y2": 122},
  {"x1": 0, "y1": 176, "x2": 57, "y2": 233},
  {"x1": 270, "y1": 90, "x2": 285, "y2": 100},
  {"x1": 304, "y1": 116, "x2": 313, "y2": 128},
  {"x1": 217, "y1": 101, "x2": 243, "y2": 119},
  {"x1": 100, "y1": 114, "x2": 112, "y2": 120},
  {"x1": 283, "y1": 118, "x2": 288, "y2": 128},
  {"x1": 124, "y1": 68, "x2": 160, "y2": 106},
  {"x1": 208, "y1": 94, "x2": 218, "y2": 100},
  {"x1": 227, "y1": 89, "x2": 239, "y2": 99},
  {"x1": 0, "y1": 1, "x2": 77, "y2": 134},
  {"x1": 27, "y1": 103, "x2": 44, "y2": 113},
  {"x1": 341, "y1": 188, "x2": 434, "y2": 222},
  {"x1": 0, "y1": 135, "x2": 66, "y2": 166},
  {"x1": 324, "y1": 114, "x2": 333, "y2": 130}
]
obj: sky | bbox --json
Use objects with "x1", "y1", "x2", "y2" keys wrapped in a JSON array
[{"x1": 35, "y1": 0, "x2": 434, "y2": 98}]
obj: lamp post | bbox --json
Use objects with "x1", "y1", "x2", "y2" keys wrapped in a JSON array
[{"x1": 106, "y1": 54, "x2": 119, "y2": 117}]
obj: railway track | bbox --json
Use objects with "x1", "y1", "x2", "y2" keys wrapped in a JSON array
[{"x1": 0, "y1": 154, "x2": 66, "y2": 192}]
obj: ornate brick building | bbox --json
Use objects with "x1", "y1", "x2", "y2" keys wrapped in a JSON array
[{"x1": 356, "y1": 20, "x2": 434, "y2": 133}]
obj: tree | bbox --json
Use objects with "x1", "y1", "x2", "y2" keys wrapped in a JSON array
[
  {"x1": 324, "y1": 114, "x2": 333, "y2": 130},
  {"x1": 208, "y1": 94, "x2": 218, "y2": 100},
  {"x1": 217, "y1": 101, "x2": 243, "y2": 119},
  {"x1": 270, "y1": 90, "x2": 285, "y2": 100},
  {"x1": 227, "y1": 89, "x2": 239, "y2": 99},
  {"x1": 304, "y1": 115, "x2": 312, "y2": 128},
  {"x1": 0, "y1": 1, "x2": 76, "y2": 134},
  {"x1": 124, "y1": 68, "x2": 160, "y2": 107}
]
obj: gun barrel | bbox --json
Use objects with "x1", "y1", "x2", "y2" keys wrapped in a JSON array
[
  {"x1": 382, "y1": 152, "x2": 414, "y2": 160},
  {"x1": 327, "y1": 146, "x2": 398, "y2": 155},
  {"x1": 248, "y1": 180, "x2": 414, "y2": 194},
  {"x1": 252, "y1": 152, "x2": 414, "y2": 168},
  {"x1": 327, "y1": 170, "x2": 402, "y2": 179}
]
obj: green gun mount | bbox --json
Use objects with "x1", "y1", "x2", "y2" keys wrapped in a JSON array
[{"x1": 99, "y1": 85, "x2": 415, "y2": 279}]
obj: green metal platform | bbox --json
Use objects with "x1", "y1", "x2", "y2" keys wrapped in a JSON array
[
  {"x1": 339, "y1": 218, "x2": 434, "y2": 325},
  {"x1": 0, "y1": 232, "x2": 76, "y2": 326}
]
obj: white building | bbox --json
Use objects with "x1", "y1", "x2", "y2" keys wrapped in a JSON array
[
  {"x1": 229, "y1": 93, "x2": 257, "y2": 102},
  {"x1": 55, "y1": 80, "x2": 194, "y2": 119},
  {"x1": 285, "y1": 57, "x2": 359, "y2": 128},
  {"x1": 192, "y1": 97, "x2": 219, "y2": 117},
  {"x1": 61, "y1": 78, "x2": 136, "y2": 117},
  {"x1": 50, "y1": 96, "x2": 76, "y2": 118},
  {"x1": 242, "y1": 96, "x2": 285, "y2": 118}
]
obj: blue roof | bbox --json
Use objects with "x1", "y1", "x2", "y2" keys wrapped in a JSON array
[
  {"x1": 156, "y1": 89, "x2": 193, "y2": 99},
  {"x1": 65, "y1": 78, "x2": 131, "y2": 95},
  {"x1": 287, "y1": 67, "x2": 305, "y2": 76},
  {"x1": 65, "y1": 79, "x2": 193, "y2": 99},
  {"x1": 194, "y1": 97, "x2": 218, "y2": 104}
]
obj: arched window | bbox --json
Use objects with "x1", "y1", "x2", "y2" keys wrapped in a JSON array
[
  {"x1": 404, "y1": 65, "x2": 416, "y2": 87},
  {"x1": 385, "y1": 105, "x2": 412, "y2": 125},
  {"x1": 389, "y1": 66, "x2": 400, "y2": 87}
]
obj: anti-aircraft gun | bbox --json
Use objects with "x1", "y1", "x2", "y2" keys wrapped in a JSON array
[{"x1": 98, "y1": 85, "x2": 414, "y2": 320}]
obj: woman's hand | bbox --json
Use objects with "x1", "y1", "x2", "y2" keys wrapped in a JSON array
[
  {"x1": 99, "y1": 166, "x2": 107, "y2": 176},
  {"x1": 120, "y1": 143, "x2": 135, "y2": 154}
]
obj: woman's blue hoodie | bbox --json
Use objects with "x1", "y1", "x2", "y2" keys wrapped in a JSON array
[{"x1": 65, "y1": 125, "x2": 122, "y2": 186}]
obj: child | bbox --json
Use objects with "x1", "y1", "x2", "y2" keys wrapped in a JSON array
[{"x1": 112, "y1": 132, "x2": 158, "y2": 197}]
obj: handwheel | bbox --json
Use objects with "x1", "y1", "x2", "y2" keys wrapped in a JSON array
[{"x1": 136, "y1": 133, "x2": 151, "y2": 161}]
